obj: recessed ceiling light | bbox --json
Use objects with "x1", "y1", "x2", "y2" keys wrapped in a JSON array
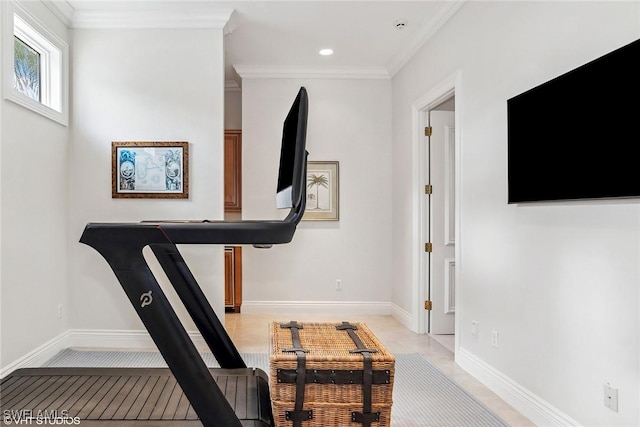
[{"x1": 319, "y1": 48, "x2": 334, "y2": 56}]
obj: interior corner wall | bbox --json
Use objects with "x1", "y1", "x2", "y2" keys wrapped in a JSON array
[
  {"x1": 391, "y1": 1, "x2": 639, "y2": 425},
  {"x1": 68, "y1": 27, "x2": 226, "y2": 336},
  {"x1": 240, "y1": 78, "x2": 393, "y2": 309},
  {"x1": 224, "y1": 88, "x2": 242, "y2": 130},
  {"x1": 0, "y1": 1, "x2": 70, "y2": 371}
]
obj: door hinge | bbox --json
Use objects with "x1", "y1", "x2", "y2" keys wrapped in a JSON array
[
  {"x1": 424, "y1": 300, "x2": 433, "y2": 310},
  {"x1": 425, "y1": 242, "x2": 433, "y2": 253},
  {"x1": 424, "y1": 126, "x2": 433, "y2": 137},
  {"x1": 425, "y1": 184, "x2": 432, "y2": 195}
]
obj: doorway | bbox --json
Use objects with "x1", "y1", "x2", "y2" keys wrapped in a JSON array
[
  {"x1": 426, "y1": 100, "x2": 455, "y2": 330},
  {"x1": 412, "y1": 71, "x2": 461, "y2": 353},
  {"x1": 425, "y1": 101, "x2": 455, "y2": 351}
]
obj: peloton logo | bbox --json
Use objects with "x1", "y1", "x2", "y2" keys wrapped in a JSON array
[{"x1": 140, "y1": 291, "x2": 153, "y2": 308}]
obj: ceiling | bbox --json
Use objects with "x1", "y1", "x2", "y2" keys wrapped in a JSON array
[{"x1": 60, "y1": 1, "x2": 466, "y2": 86}]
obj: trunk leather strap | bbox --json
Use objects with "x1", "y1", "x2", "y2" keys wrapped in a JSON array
[
  {"x1": 280, "y1": 321, "x2": 311, "y2": 426},
  {"x1": 336, "y1": 321, "x2": 380, "y2": 427}
]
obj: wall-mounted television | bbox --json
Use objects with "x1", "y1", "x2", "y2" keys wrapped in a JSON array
[{"x1": 507, "y1": 38, "x2": 640, "y2": 203}]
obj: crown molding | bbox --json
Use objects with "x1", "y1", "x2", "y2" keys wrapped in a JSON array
[
  {"x1": 43, "y1": 1, "x2": 74, "y2": 27},
  {"x1": 225, "y1": 80, "x2": 241, "y2": 91},
  {"x1": 45, "y1": 1, "x2": 234, "y2": 30},
  {"x1": 387, "y1": 0, "x2": 467, "y2": 77},
  {"x1": 71, "y1": 9, "x2": 234, "y2": 29},
  {"x1": 234, "y1": 65, "x2": 390, "y2": 80}
]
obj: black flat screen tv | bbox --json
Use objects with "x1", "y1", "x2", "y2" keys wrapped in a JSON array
[{"x1": 507, "y1": 38, "x2": 640, "y2": 203}]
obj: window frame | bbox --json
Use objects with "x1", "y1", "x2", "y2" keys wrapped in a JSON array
[{"x1": 2, "y1": 1, "x2": 69, "y2": 126}]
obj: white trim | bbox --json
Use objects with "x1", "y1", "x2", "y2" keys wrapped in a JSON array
[
  {"x1": 68, "y1": 329, "x2": 209, "y2": 352},
  {"x1": 225, "y1": 80, "x2": 241, "y2": 91},
  {"x1": 0, "y1": 302, "x2": 404, "y2": 377},
  {"x1": 410, "y1": 102, "x2": 428, "y2": 334},
  {"x1": 388, "y1": 0, "x2": 467, "y2": 77},
  {"x1": 444, "y1": 124, "x2": 456, "y2": 245},
  {"x1": 0, "y1": 329, "x2": 212, "y2": 378},
  {"x1": 241, "y1": 300, "x2": 392, "y2": 316},
  {"x1": 43, "y1": 1, "x2": 73, "y2": 27},
  {"x1": 67, "y1": 8, "x2": 233, "y2": 30},
  {"x1": 444, "y1": 258, "x2": 455, "y2": 314},
  {"x1": 234, "y1": 65, "x2": 390, "y2": 80},
  {"x1": 67, "y1": 329, "x2": 156, "y2": 350},
  {"x1": 456, "y1": 348, "x2": 582, "y2": 427},
  {"x1": 0, "y1": 331, "x2": 71, "y2": 379},
  {"x1": 46, "y1": 1, "x2": 233, "y2": 30},
  {"x1": 390, "y1": 303, "x2": 414, "y2": 331}
]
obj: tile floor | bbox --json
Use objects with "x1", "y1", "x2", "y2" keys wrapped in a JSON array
[{"x1": 225, "y1": 312, "x2": 536, "y2": 427}]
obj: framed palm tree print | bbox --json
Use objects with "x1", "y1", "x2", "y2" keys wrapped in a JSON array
[{"x1": 303, "y1": 161, "x2": 339, "y2": 221}]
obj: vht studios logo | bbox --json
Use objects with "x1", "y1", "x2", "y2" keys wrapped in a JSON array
[{"x1": 3, "y1": 410, "x2": 80, "y2": 425}]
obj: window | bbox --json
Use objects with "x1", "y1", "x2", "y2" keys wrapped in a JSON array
[
  {"x1": 14, "y1": 35, "x2": 41, "y2": 102},
  {"x1": 2, "y1": 2, "x2": 68, "y2": 125}
]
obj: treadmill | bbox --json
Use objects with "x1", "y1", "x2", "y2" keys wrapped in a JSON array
[{"x1": 1, "y1": 87, "x2": 309, "y2": 427}]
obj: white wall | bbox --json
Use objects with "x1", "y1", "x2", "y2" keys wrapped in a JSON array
[
  {"x1": 392, "y1": 2, "x2": 640, "y2": 425},
  {"x1": 0, "y1": 1, "x2": 70, "y2": 369},
  {"x1": 240, "y1": 78, "x2": 393, "y2": 312},
  {"x1": 224, "y1": 87, "x2": 242, "y2": 130},
  {"x1": 68, "y1": 27, "x2": 226, "y2": 335}
]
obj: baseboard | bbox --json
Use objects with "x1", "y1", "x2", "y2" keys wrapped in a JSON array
[
  {"x1": 390, "y1": 303, "x2": 415, "y2": 332},
  {"x1": 0, "y1": 331, "x2": 71, "y2": 379},
  {"x1": 240, "y1": 300, "x2": 392, "y2": 316},
  {"x1": 1, "y1": 303, "x2": 402, "y2": 378},
  {"x1": 1, "y1": 302, "x2": 392, "y2": 376},
  {"x1": 68, "y1": 329, "x2": 210, "y2": 352},
  {"x1": 0, "y1": 329, "x2": 213, "y2": 378},
  {"x1": 456, "y1": 347, "x2": 581, "y2": 427}
]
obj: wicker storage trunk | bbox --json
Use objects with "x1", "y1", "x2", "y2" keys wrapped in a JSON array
[{"x1": 269, "y1": 321, "x2": 395, "y2": 427}]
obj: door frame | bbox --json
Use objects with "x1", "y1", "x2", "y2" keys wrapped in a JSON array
[{"x1": 411, "y1": 71, "x2": 462, "y2": 350}]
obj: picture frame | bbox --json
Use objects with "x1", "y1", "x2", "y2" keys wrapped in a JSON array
[
  {"x1": 112, "y1": 141, "x2": 189, "y2": 199},
  {"x1": 303, "y1": 161, "x2": 339, "y2": 221}
]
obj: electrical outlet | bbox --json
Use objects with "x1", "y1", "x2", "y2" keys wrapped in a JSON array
[
  {"x1": 336, "y1": 279, "x2": 342, "y2": 291},
  {"x1": 604, "y1": 383, "x2": 618, "y2": 412},
  {"x1": 57, "y1": 304, "x2": 64, "y2": 319},
  {"x1": 471, "y1": 321, "x2": 479, "y2": 338},
  {"x1": 490, "y1": 329, "x2": 499, "y2": 348}
]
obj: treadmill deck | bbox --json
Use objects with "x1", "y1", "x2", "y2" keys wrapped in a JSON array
[{"x1": 1, "y1": 367, "x2": 271, "y2": 426}]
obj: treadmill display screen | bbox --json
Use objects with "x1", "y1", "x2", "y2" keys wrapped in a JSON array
[{"x1": 276, "y1": 87, "x2": 308, "y2": 209}]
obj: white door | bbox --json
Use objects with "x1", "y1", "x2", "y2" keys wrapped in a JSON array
[{"x1": 426, "y1": 109, "x2": 455, "y2": 335}]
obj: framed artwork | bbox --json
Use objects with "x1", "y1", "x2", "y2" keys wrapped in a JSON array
[
  {"x1": 303, "y1": 161, "x2": 339, "y2": 221},
  {"x1": 112, "y1": 141, "x2": 189, "y2": 198}
]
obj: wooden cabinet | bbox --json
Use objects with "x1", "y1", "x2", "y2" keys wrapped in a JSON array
[
  {"x1": 224, "y1": 131, "x2": 242, "y2": 312},
  {"x1": 224, "y1": 130, "x2": 242, "y2": 212},
  {"x1": 224, "y1": 246, "x2": 242, "y2": 312}
]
